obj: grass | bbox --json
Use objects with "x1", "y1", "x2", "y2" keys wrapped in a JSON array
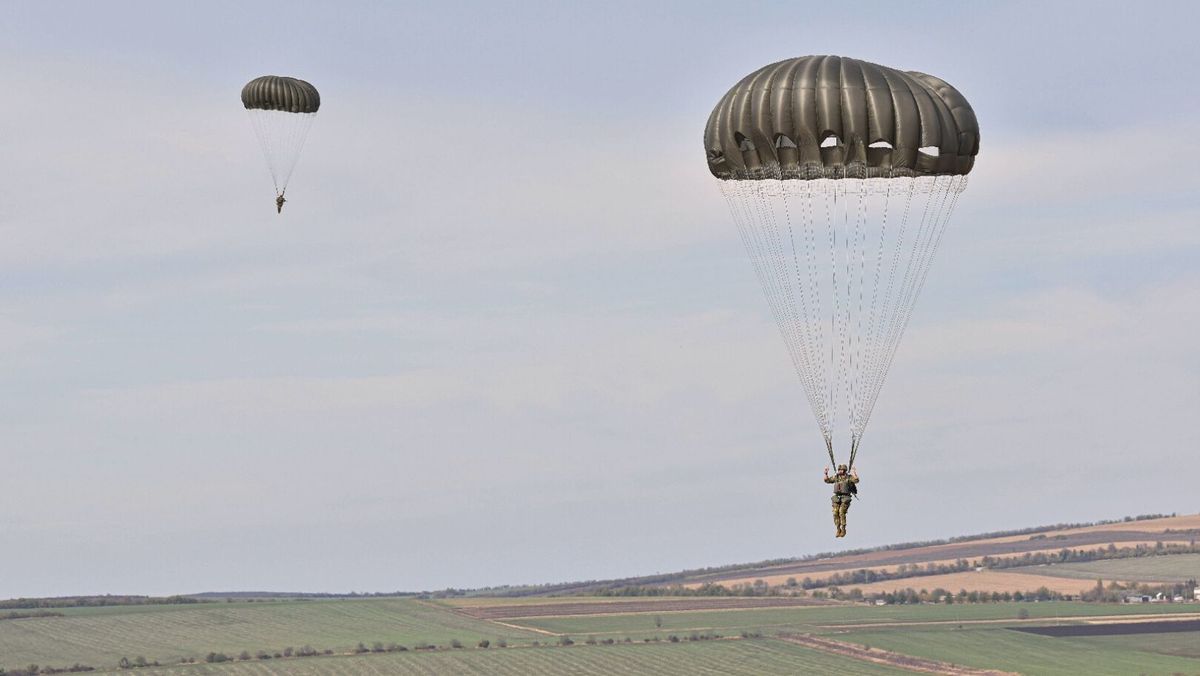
[
  {"x1": 6, "y1": 596, "x2": 1200, "y2": 674},
  {"x1": 1075, "y1": 630, "x2": 1200, "y2": 659},
  {"x1": 61, "y1": 640, "x2": 916, "y2": 676},
  {"x1": 1014, "y1": 553, "x2": 1200, "y2": 583},
  {"x1": 502, "y1": 600, "x2": 1200, "y2": 636},
  {"x1": 0, "y1": 598, "x2": 544, "y2": 671},
  {"x1": 832, "y1": 625, "x2": 1200, "y2": 676}
]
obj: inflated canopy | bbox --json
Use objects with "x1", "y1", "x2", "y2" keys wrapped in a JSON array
[
  {"x1": 704, "y1": 55, "x2": 978, "y2": 180},
  {"x1": 241, "y1": 75, "x2": 321, "y2": 114}
]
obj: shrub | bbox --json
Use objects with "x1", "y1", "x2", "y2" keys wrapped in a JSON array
[
  {"x1": 496, "y1": 639, "x2": 507, "y2": 648},
  {"x1": 450, "y1": 639, "x2": 463, "y2": 649},
  {"x1": 477, "y1": 639, "x2": 490, "y2": 649},
  {"x1": 558, "y1": 636, "x2": 574, "y2": 646}
]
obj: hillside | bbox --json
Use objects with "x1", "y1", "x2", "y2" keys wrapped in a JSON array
[
  {"x1": 496, "y1": 513, "x2": 1200, "y2": 599},
  {"x1": 3, "y1": 514, "x2": 1200, "y2": 675}
]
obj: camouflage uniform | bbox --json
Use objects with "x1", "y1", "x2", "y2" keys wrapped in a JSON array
[{"x1": 823, "y1": 468, "x2": 858, "y2": 537}]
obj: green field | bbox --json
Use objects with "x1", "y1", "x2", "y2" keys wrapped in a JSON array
[
  {"x1": 59, "y1": 640, "x2": 914, "y2": 676},
  {"x1": 0, "y1": 599, "x2": 543, "y2": 671},
  {"x1": 1016, "y1": 553, "x2": 1200, "y2": 583},
  {"x1": 4, "y1": 597, "x2": 1200, "y2": 675},
  {"x1": 833, "y1": 625, "x2": 1200, "y2": 676},
  {"x1": 498, "y1": 600, "x2": 1200, "y2": 637},
  {"x1": 1076, "y1": 631, "x2": 1200, "y2": 659}
]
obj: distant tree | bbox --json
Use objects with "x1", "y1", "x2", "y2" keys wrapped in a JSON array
[
  {"x1": 133, "y1": 656, "x2": 147, "y2": 667},
  {"x1": 558, "y1": 636, "x2": 574, "y2": 646},
  {"x1": 372, "y1": 642, "x2": 385, "y2": 653},
  {"x1": 450, "y1": 639, "x2": 463, "y2": 649},
  {"x1": 282, "y1": 647, "x2": 294, "y2": 657},
  {"x1": 477, "y1": 639, "x2": 490, "y2": 649},
  {"x1": 654, "y1": 615, "x2": 663, "y2": 628},
  {"x1": 238, "y1": 651, "x2": 251, "y2": 661},
  {"x1": 118, "y1": 657, "x2": 131, "y2": 669},
  {"x1": 496, "y1": 639, "x2": 507, "y2": 648},
  {"x1": 786, "y1": 577, "x2": 798, "y2": 588}
]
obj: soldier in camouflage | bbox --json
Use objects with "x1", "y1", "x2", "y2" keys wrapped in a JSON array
[
  {"x1": 823, "y1": 464, "x2": 859, "y2": 537},
  {"x1": 276, "y1": 192, "x2": 287, "y2": 214}
]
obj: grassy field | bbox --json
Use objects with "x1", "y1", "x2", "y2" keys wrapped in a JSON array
[
  {"x1": 59, "y1": 640, "x2": 915, "y2": 676},
  {"x1": 832, "y1": 625, "x2": 1200, "y2": 676},
  {"x1": 1075, "y1": 630, "x2": 1200, "y2": 659},
  {"x1": 497, "y1": 600, "x2": 1200, "y2": 637},
  {"x1": 0, "y1": 599, "x2": 544, "y2": 671},
  {"x1": 5, "y1": 597, "x2": 1200, "y2": 675},
  {"x1": 1014, "y1": 553, "x2": 1200, "y2": 583}
]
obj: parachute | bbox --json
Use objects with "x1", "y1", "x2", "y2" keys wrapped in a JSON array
[
  {"x1": 241, "y1": 75, "x2": 320, "y2": 212},
  {"x1": 704, "y1": 55, "x2": 980, "y2": 469}
]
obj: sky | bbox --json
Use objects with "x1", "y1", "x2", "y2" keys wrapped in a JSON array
[{"x1": 1, "y1": 0, "x2": 1198, "y2": 598}]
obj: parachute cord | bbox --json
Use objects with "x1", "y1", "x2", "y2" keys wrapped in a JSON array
[
  {"x1": 825, "y1": 436, "x2": 836, "y2": 468},
  {"x1": 848, "y1": 435, "x2": 859, "y2": 470},
  {"x1": 853, "y1": 181, "x2": 892, "y2": 440},
  {"x1": 826, "y1": 178, "x2": 839, "y2": 456},
  {"x1": 859, "y1": 176, "x2": 964, "y2": 431},
  {"x1": 805, "y1": 182, "x2": 830, "y2": 436}
]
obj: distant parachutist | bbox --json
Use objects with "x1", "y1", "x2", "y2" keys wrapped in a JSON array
[
  {"x1": 824, "y1": 464, "x2": 859, "y2": 538},
  {"x1": 276, "y1": 192, "x2": 287, "y2": 214}
]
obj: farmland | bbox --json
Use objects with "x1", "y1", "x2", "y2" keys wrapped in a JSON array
[
  {"x1": 32, "y1": 640, "x2": 917, "y2": 676},
  {"x1": 0, "y1": 598, "x2": 544, "y2": 670},
  {"x1": 5, "y1": 597, "x2": 1200, "y2": 675},
  {"x1": 1013, "y1": 552, "x2": 1200, "y2": 583},
  {"x1": 7, "y1": 514, "x2": 1200, "y2": 674}
]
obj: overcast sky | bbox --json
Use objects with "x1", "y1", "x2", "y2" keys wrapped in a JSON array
[{"x1": 2, "y1": 1, "x2": 1198, "y2": 598}]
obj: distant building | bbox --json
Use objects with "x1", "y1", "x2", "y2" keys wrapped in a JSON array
[
  {"x1": 1124, "y1": 595, "x2": 1150, "y2": 604},
  {"x1": 1194, "y1": 587, "x2": 1200, "y2": 601}
]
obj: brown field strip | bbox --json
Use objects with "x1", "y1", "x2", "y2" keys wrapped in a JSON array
[
  {"x1": 703, "y1": 541, "x2": 1188, "y2": 589},
  {"x1": 455, "y1": 597, "x2": 834, "y2": 620},
  {"x1": 1053, "y1": 514, "x2": 1200, "y2": 536},
  {"x1": 681, "y1": 529, "x2": 1196, "y2": 586},
  {"x1": 840, "y1": 570, "x2": 1100, "y2": 595},
  {"x1": 778, "y1": 633, "x2": 1019, "y2": 675}
]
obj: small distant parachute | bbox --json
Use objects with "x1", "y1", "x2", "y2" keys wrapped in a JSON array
[
  {"x1": 241, "y1": 75, "x2": 320, "y2": 213},
  {"x1": 704, "y1": 55, "x2": 980, "y2": 470}
]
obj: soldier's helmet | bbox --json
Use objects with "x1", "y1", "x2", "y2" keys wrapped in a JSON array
[{"x1": 837, "y1": 464, "x2": 848, "y2": 472}]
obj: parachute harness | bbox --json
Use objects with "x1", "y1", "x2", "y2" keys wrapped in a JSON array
[{"x1": 720, "y1": 171, "x2": 966, "y2": 470}]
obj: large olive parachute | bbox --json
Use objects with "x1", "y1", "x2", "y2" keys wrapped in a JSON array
[
  {"x1": 705, "y1": 55, "x2": 979, "y2": 468},
  {"x1": 242, "y1": 75, "x2": 320, "y2": 207}
]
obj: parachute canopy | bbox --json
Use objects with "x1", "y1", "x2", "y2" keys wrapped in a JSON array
[
  {"x1": 705, "y1": 55, "x2": 978, "y2": 180},
  {"x1": 242, "y1": 75, "x2": 320, "y2": 203},
  {"x1": 706, "y1": 56, "x2": 979, "y2": 469},
  {"x1": 241, "y1": 76, "x2": 321, "y2": 114}
]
